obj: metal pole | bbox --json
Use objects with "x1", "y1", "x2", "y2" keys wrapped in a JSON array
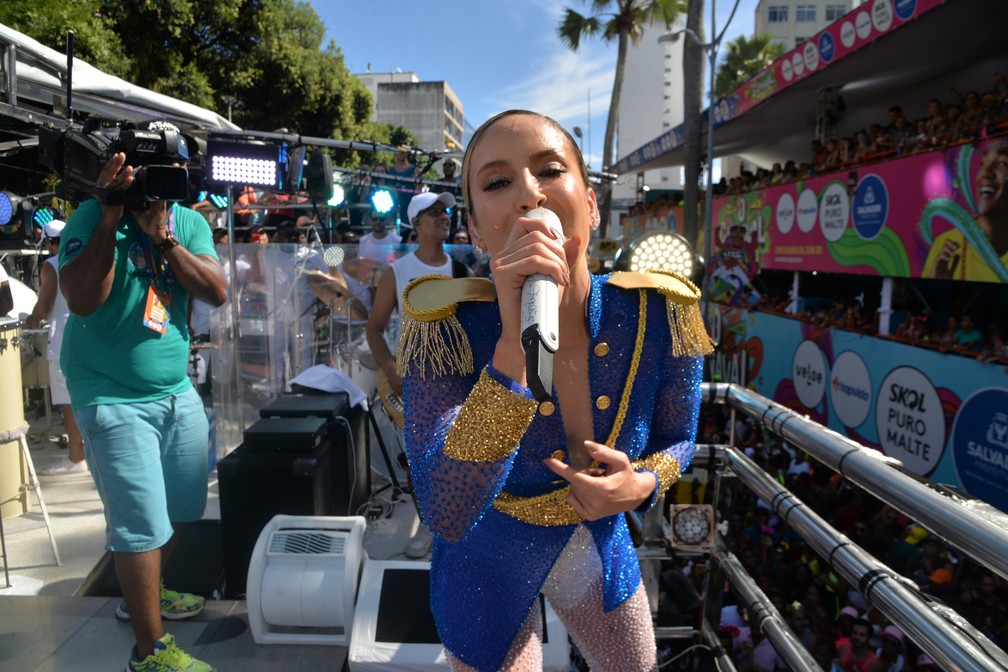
[
  {"x1": 727, "y1": 447, "x2": 1008, "y2": 672},
  {"x1": 703, "y1": 0, "x2": 717, "y2": 291},
  {"x1": 714, "y1": 549, "x2": 824, "y2": 671},
  {"x1": 710, "y1": 383, "x2": 1008, "y2": 583},
  {"x1": 225, "y1": 185, "x2": 244, "y2": 435}
]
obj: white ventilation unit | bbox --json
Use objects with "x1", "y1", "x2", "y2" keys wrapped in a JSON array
[{"x1": 247, "y1": 514, "x2": 367, "y2": 645}]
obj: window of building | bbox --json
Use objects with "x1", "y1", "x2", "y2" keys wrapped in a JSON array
[
  {"x1": 768, "y1": 5, "x2": 788, "y2": 22},
  {"x1": 796, "y1": 5, "x2": 816, "y2": 21},
  {"x1": 825, "y1": 4, "x2": 846, "y2": 21}
]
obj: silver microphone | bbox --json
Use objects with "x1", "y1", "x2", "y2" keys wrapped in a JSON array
[{"x1": 520, "y1": 207, "x2": 561, "y2": 402}]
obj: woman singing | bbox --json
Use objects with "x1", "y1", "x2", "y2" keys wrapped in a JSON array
[{"x1": 397, "y1": 110, "x2": 712, "y2": 671}]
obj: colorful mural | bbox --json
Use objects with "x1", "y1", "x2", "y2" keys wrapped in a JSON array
[
  {"x1": 710, "y1": 138, "x2": 1008, "y2": 284},
  {"x1": 706, "y1": 305, "x2": 1008, "y2": 511}
]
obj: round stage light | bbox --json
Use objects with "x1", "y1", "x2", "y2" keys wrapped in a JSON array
[
  {"x1": 0, "y1": 192, "x2": 14, "y2": 226},
  {"x1": 628, "y1": 231, "x2": 695, "y2": 277},
  {"x1": 673, "y1": 506, "x2": 712, "y2": 546}
]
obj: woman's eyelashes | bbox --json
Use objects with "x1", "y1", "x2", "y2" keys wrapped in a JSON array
[
  {"x1": 481, "y1": 174, "x2": 510, "y2": 191},
  {"x1": 480, "y1": 164, "x2": 568, "y2": 192}
]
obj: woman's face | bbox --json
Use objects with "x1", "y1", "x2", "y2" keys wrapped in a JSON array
[{"x1": 465, "y1": 114, "x2": 597, "y2": 259}]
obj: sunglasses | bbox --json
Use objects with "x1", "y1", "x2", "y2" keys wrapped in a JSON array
[{"x1": 422, "y1": 206, "x2": 450, "y2": 218}]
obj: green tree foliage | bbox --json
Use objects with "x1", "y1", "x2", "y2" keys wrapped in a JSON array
[
  {"x1": 1, "y1": 0, "x2": 374, "y2": 141},
  {"x1": 0, "y1": 0, "x2": 130, "y2": 76},
  {"x1": 715, "y1": 34, "x2": 784, "y2": 97},
  {"x1": 557, "y1": 0, "x2": 685, "y2": 237}
]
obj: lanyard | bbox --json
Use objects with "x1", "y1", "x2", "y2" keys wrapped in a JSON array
[{"x1": 139, "y1": 204, "x2": 177, "y2": 293}]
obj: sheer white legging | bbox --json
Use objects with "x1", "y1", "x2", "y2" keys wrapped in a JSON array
[{"x1": 447, "y1": 525, "x2": 658, "y2": 672}]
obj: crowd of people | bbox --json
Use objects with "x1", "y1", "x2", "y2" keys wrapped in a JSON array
[
  {"x1": 748, "y1": 289, "x2": 1008, "y2": 367},
  {"x1": 716, "y1": 74, "x2": 1008, "y2": 196},
  {"x1": 692, "y1": 407, "x2": 1008, "y2": 671}
]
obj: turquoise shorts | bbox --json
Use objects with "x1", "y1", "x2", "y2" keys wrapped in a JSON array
[{"x1": 75, "y1": 386, "x2": 209, "y2": 553}]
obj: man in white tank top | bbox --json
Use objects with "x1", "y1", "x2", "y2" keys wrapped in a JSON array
[
  {"x1": 25, "y1": 221, "x2": 87, "y2": 475},
  {"x1": 367, "y1": 191, "x2": 462, "y2": 397}
]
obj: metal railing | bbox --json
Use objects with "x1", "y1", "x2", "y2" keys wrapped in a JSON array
[{"x1": 687, "y1": 383, "x2": 1008, "y2": 672}]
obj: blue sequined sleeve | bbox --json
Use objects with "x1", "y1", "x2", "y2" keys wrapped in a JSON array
[
  {"x1": 402, "y1": 363, "x2": 538, "y2": 543},
  {"x1": 634, "y1": 351, "x2": 705, "y2": 511}
]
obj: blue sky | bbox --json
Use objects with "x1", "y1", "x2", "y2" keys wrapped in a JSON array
[{"x1": 311, "y1": 0, "x2": 755, "y2": 166}]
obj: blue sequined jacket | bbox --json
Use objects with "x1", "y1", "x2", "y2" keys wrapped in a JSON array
[{"x1": 399, "y1": 270, "x2": 710, "y2": 672}]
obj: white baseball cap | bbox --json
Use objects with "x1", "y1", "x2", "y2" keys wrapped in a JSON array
[
  {"x1": 407, "y1": 192, "x2": 456, "y2": 225},
  {"x1": 43, "y1": 220, "x2": 66, "y2": 239}
]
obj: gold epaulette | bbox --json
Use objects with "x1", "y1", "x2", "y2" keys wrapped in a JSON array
[
  {"x1": 396, "y1": 275, "x2": 497, "y2": 379},
  {"x1": 607, "y1": 270, "x2": 715, "y2": 357}
]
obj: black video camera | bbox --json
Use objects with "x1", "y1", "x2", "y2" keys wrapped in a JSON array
[{"x1": 39, "y1": 118, "x2": 197, "y2": 209}]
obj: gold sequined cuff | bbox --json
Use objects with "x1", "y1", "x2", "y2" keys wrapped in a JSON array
[
  {"x1": 631, "y1": 452, "x2": 682, "y2": 494},
  {"x1": 444, "y1": 369, "x2": 538, "y2": 462}
]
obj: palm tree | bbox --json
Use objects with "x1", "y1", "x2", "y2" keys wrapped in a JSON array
[
  {"x1": 557, "y1": 0, "x2": 686, "y2": 237},
  {"x1": 715, "y1": 34, "x2": 785, "y2": 97}
]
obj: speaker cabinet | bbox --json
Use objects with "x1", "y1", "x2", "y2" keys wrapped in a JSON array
[
  {"x1": 259, "y1": 393, "x2": 370, "y2": 517},
  {"x1": 218, "y1": 441, "x2": 333, "y2": 598}
]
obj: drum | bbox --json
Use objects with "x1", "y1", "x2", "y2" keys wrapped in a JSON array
[
  {"x1": 20, "y1": 328, "x2": 50, "y2": 388},
  {"x1": 0, "y1": 318, "x2": 29, "y2": 519},
  {"x1": 349, "y1": 346, "x2": 378, "y2": 398}
]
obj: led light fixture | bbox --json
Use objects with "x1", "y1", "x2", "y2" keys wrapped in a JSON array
[
  {"x1": 668, "y1": 504, "x2": 715, "y2": 548},
  {"x1": 285, "y1": 145, "x2": 307, "y2": 194},
  {"x1": 370, "y1": 188, "x2": 394, "y2": 215},
  {"x1": 205, "y1": 137, "x2": 286, "y2": 188},
  {"x1": 0, "y1": 192, "x2": 14, "y2": 226},
  {"x1": 33, "y1": 206, "x2": 55, "y2": 228},
  {"x1": 616, "y1": 231, "x2": 696, "y2": 277},
  {"x1": 328, "y1": 184, "x2": 345, "y2": 208},
  {"x1": 304, "y1": 150, "x2": 333, "y2": 201}
]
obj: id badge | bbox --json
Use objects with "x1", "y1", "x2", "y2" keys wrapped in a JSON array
[{"x1": 143, "y1": 286, "x2": 172, "y2": 334}]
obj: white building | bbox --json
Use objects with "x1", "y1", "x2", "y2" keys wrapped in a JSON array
[
  {"x1": 610, "y1": 16, "x2": 688, "y2": 239},
  {"x1": 356, "y1": 70, "x2": 465, "y2": 156},
  {"x1": 754, "y1": 0, "x2": 860, "y2": 50}
]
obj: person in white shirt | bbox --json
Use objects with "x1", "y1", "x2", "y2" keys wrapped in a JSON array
[
  {"x1": 24, "y1": 221, "x2": 87, "y2": 475},
  {"x1": 358, "y1": 211, "x2": 402, "y2": 263}
]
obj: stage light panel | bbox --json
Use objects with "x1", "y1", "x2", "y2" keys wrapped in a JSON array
[
  {"x1": 206, "y1": 138, "x2": 286, "y2": 188},
  {"x1": 371, "y1": 188, "x2": 394, "y2": 214}
]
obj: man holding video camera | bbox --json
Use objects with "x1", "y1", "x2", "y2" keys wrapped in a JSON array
[{"x1": 59, "y1": 126, "x2": 227, "y2": 672}]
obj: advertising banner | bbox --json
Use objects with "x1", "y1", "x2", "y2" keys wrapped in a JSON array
[
  {"x1": 706, "y1": 305, "x2": 1008, "y2": 511},
  {"x1": 715, "y1": 0, "x2": 944, "y2": 125},
  {"x1": 710, "y1": 138, "x2": 1008, "y2": 283}
]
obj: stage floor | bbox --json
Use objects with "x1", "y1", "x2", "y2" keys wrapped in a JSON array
[
  {"x1": 0, "y1": 403, "x2": 426, "y2": 671},
  {"x1": 0, "y1": 595, "x2": 349, "y2": 671}
]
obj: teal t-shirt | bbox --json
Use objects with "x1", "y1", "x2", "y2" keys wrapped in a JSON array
[{"x1": 59, "y1": 200, "x2": 218, "y2": 406}]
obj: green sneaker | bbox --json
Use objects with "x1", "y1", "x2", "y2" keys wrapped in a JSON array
[
  {"x1": 115, "y1": 581, "x2": 206, "y2": 622},
  {"x1": 126, "y1": 632, "x2": 217, "y2": 671}
]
